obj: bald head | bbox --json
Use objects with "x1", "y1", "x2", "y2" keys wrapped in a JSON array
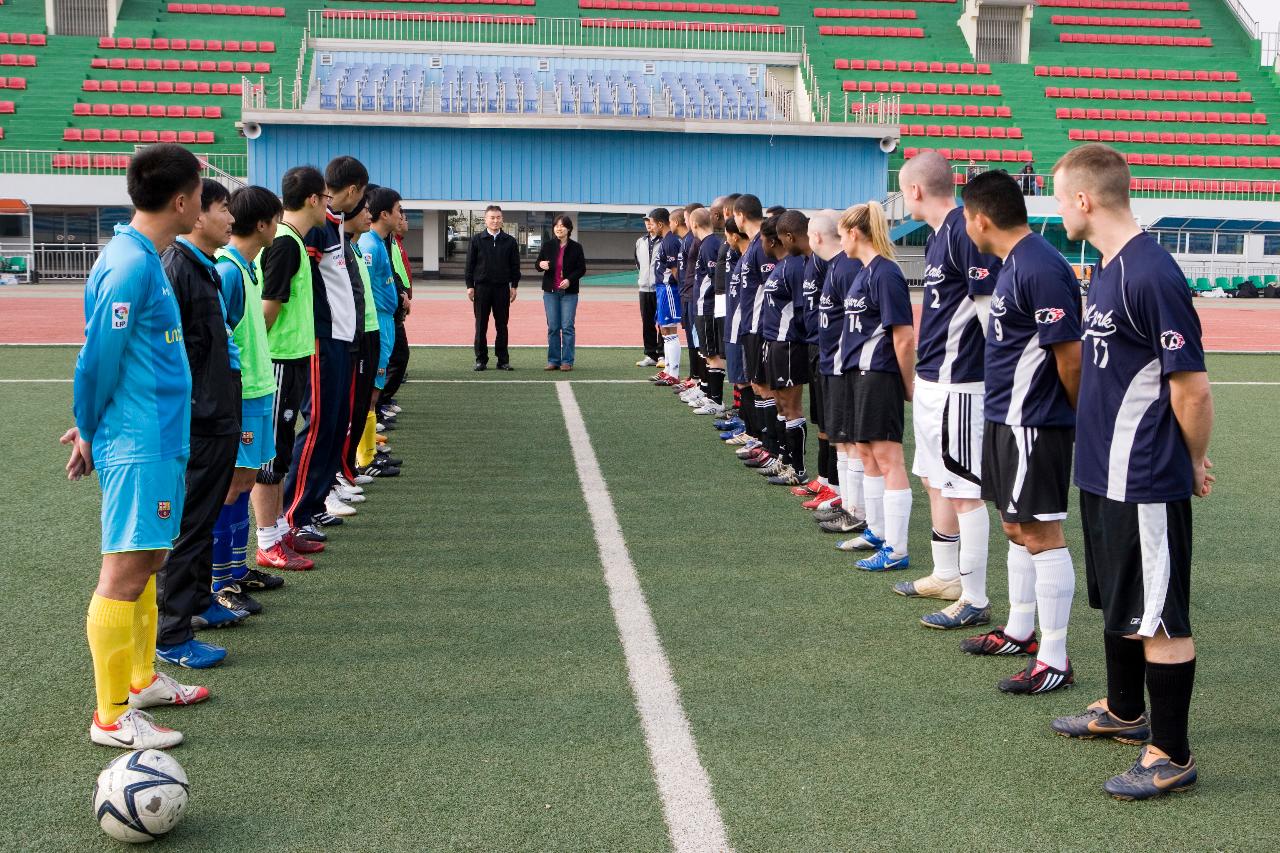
[
  {"x1": 807, "y1": 209, "x2": 841, "y2": 261},
  {"x1": 900, "y1": 151, "x2": 954, "y2": 201}
]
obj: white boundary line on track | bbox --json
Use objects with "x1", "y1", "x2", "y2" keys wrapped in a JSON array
[{"x1": 556, "y1": 381, "x2": 733, "y2": 853}]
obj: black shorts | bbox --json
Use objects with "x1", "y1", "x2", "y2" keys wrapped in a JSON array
[
  {"x1": 808, "y1": 345, "x2": 823, "y2": 428},
  {"x1": 824, "y1": 371, "x2": 858, "y2": 444},
  {"x1": 1081, "y1": 491, "x2": 1193, "y2": 638},
  {"x1": 266, "y1": 357, "x2": 309, "y2": 480},
  {"x1": 981, "y1": 422, "x2": 1073, "y2": 524},
  {"x1": 698, "y1": 314, "x2": 724, "y2": 358},
  {"x1": 851, "y1": 369, "x2": 905, "y2": 443},
  {"x1": 741, "y1": 333, "x2": 766, "y2": 386},
  {"x1": 763, "y1": 339, "x2": 811, "y2": 389}
]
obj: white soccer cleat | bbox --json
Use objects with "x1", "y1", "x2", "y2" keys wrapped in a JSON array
[
  {"x1": 325, "y1": 492, "x2": 358, "y2": 517},
  {"x1": 636, "y1": 356, "x2": 657, "y2": 367},
  {"x1": 693, "y1": 403, "x2": 726, "y2": 416},
  {"x1": 91, "y1": 709, "x2": 184, "y2": 750},
  {"x1": 335, "y1": 475, "x2": 365, "y2": 494},
  {"x1": 386, "y1": 403, "x2": 402, "y2": 414},
  {"x1": 334, "y1": 483, "x2": 366, "y2": 503},
  {"x1": 129, "y1": 672, "x2": 210, "y2": 710}
]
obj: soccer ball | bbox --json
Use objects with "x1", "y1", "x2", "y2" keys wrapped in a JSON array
[{"x1": 93, "y1": 749, "x2": 189, "y2": 843}]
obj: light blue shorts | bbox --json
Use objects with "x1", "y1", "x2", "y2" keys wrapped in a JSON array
[
  {"x1": 237, "y1": 393, "x2": 275, "y2": 469},
  {"x1": 375, "y1": 311, "x2": 395, "y2": 390},
  {"x1": 98, "y1": 457, "x2": 188, "y2": 554}
]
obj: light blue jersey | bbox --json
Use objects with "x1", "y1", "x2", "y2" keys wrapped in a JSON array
[
  {"x1": 357, "y1": 231, "x2": 399, "y2": 316},
  {"x1": 74, "y1": 224, "x2": 192, "y2": 468}
]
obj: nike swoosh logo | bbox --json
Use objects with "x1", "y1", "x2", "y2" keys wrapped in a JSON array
[
  {"x1": 1087, "y1": 718, "x2": 1138, "y2": 734},
  {"x1": 105, "y1": 731, "x2": 134, "y2": 746},
  {"x1": 1153, "y1": 766, "x2": 1194, "y2": 790}
]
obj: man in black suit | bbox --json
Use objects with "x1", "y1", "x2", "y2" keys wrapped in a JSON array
[{"x1": 465, "y1": 205, "x2": 521, "y2": 370}]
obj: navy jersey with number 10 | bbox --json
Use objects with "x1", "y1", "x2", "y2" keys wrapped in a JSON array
[
  {"x1": 1075, "y1": 232, "x2": 1206, "y2": 503},
  {"x1": 801, "y1": 254, "x2": 827, "y2": 347},
  {"x1": 984, "y1": 232, "x2": 1083, "y2": 428}
]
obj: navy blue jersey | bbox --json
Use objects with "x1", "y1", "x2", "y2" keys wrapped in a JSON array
[
  {"x1": 760, "y1": 253, "x2": 807, "y2": 342},
  {"x1": 732, "y1": 235, "x2": 774, "y2": 340},
  {"x1": 721, "y1": 245, "x2": 742, "y2": 320},
  {"x1": 653, "y1": 231, "x2": 681, "y2": 288},
  {"x1": 1075, "y1": 232, "x2": 1206, "y2": 503},
  {"x1": 801, "y1": 253, "x2": 827, "y2": 347},
  {"x1": 817, "y1": 253, "x2": 864, "y2": 375},
  {"x1": 984, "y1": 232, "x2": 1083, "y2": 427},
  {"x1": 846, "y1": 255, "x2": 914, "y2": 374},
  {"x1": 918, "y1": 205, "x2": 1002, "y2": 386},
  {"x1": 696, "y1": 233, "x2": 724, "y2": 316},
  {"x1": 679, "y1": 232, "x2": 699, "y2": 301}
]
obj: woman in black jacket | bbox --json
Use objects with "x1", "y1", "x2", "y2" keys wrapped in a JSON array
[{"x1": 536, "y1": 214, "x2": 587, "y2": 370}]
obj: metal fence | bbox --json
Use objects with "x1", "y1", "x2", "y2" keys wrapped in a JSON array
[
  {"x1": 0, "y1": 149, "x2": 248, "y2": 178},
  {"x1": 306, "y1": 11, "x2": 805, "y2": 55},
  {"x1": 33, "y1": 243, "x2": 103, "y2": 280},
  {"x1": 949, "y1": 167, "x2": 1280, "y2": 203}
]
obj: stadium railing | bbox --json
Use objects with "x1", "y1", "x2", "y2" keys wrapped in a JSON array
[
  {"x1": 0, "y1": 148, "x2": 248, "y2": 178},
  {"x1": 946, "y1": 165, "x2": 1280, "y2": 201}
]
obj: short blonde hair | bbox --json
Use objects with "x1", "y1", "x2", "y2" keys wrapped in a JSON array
[{"x1": 1053, "y1": 143, "x2": 1131, "y2": 209}]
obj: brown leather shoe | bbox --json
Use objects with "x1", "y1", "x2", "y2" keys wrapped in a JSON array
[
  {"x1": 544, "y1": 363, "x2": 558, "y2": 371},
  {"x1": 560, "y1": 364, "x2": 573, "y2": 372}
]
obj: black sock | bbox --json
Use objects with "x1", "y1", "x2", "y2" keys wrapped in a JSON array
[
  {"x1": 739, "y1": 386, "x2": 755, "y2": 435},
  {"x1": 786, "y1": 418, "x2": 807, "y2": 474},
  {"x1": 817, "y1": 436, "x2": 830, "y2": 480},
  {"x1": 759, "y1": 399, "x2": 779, "y2": 454},
  {"x1": 707, "y1": 367, "x2": 725, "y2": 405},
  {"x1": 827, "y1": 442, "x2": 839, "y2": 486},
  {"x1": 1104, "y1": 633, "x2": 1148, "y2": 722},
  {"x1": 1146, "y1": 658, "x2": 1196, "y2": 765}
]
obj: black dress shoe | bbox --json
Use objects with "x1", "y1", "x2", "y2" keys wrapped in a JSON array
[
  {"x1": 496, "y1": 363, "x2": 514, "y2": 371},
  {"x1": 474, "y1": 362, "x2": 487, "y2": 371}
]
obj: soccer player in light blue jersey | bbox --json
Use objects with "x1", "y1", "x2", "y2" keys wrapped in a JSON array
[{"x1": 65, "y1": 144, "x2": 207, "y2": 750}]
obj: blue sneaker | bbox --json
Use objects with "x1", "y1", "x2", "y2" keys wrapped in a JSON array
[
  {"x1": 191, "y1": 600, "x2": 247, "y2": 631},
  {"x1": 845, "y1": 529, "x2": 884, "y2": 551},
  {"x1": 156, "y1": 638, "x2": 227, "y2": 669},
  {"x1": 714, "y1": 416, "x2": 743, "y2": 431},
  {"x1": 920, "y1": 599, "x2": 992, "y2": 630},
  {"x1": 719, "y1": 426, "x2": 745, "y2": 440},
  {"x1": 855, "y1": 547, "x2": 910, "y2": 572}
]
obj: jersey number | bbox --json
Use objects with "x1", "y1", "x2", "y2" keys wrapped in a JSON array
[
  {"x1": 929, "y1": 288, "x2": 941, "y2": 309},
  {"x1": 1091, "y1": 337, "x2": 1110, "y2": 369},
  {"x1": 848, "y1": 314, "x2": 862, "y2": 334},
  {"x1": 818, "y1": 312, "x2": 829, "y2": 329},
  {"x1": 992, "y1": 318, "x2": 1004, "y2": 342}
]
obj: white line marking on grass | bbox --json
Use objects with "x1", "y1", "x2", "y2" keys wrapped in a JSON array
[{"x1": 556, "y1": 382, "x2": 733, "y2": 853}]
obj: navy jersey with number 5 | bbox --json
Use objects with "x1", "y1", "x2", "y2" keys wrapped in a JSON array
[
  {"x1": 984, "y1": 232, "x2": 1083, "y2": 427},
  {"x1": 802, "y1": 254, "x2": 827, "y2": 346},
  {"x1": 732, "y1": 235, "x2": 774, "y2": 340},
  {"x1": 760, "y1": 254, "x2": 807, "y2": 342},
  {"x1": 1075, "y1": 232, "x2": 1206, "y2": 503},
  {"x1": 918, "y1": 205, "x2": 1002, "y2": 387},
  {"x1": 817, "y1": 253, "x2": 865, "y2": 375}
]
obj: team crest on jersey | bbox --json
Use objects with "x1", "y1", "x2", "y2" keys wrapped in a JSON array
[
  {"x1": 157, "y1": 501, "x2": 171, "y2": 520},
  {"x1": 1160, "y1": 330, "x2": 1186, "y2": 351},
  {"x1": 111, "y1": 302, "x2": 130, "y2": 329},
  {"x1": 363, "y1": 252, "x2": 373, "y2": 266},
  {"x1": 1035, "y1": 307, "x2": 1067, "y2": 324},
  {"x1": 968, "y1": 267, "x2": 991, "y2": 281},
  {"x1": 240, "y1": 431, "x2": 254, "y2": 445},
  {"x1": 761, "y1": 262, "x2": 776, "y2": 275}
]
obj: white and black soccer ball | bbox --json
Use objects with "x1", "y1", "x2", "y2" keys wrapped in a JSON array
[{"x1": 93, "y1": 749, "x2": 189, "y2": 843}]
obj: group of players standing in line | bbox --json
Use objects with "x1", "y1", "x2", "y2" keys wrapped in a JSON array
[
  {"x1": 69, "y1": 145, "x2": 413, "y2": 755},
  {"x1": 640, "y1": 143, "x2": 1215, "y2": 800}
]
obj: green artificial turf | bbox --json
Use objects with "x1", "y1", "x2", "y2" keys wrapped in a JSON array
[{"x1": 1, "y1": 346, "x2": 1278, "y2": 851}]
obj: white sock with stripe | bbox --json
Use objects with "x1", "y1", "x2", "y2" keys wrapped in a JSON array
[
  {"x1": 863, "y1": 475, "x2": 885, "y2": 539},
  {"x1": 1004, "y1": 542, "x2": 1036, "y2": 642},
  {"x1": 882, "y1": 488, "x2": 912, "y2": 556},
  {"x1": 1033, "y1": 547, "x2": 1075, "y2": 670},
  {"x1": 930, "y1": 530, "x2": 960, "y2": 582},
  {"x1": 662, "y1": 334, "x2": 681, "y2": 378},
  {"x1": 957, "y1": 506, "x2": 991, "y2": 608}
]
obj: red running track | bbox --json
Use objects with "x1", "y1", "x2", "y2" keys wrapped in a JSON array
[{"x1": 2, "y1": 289, "x2": 1279, "y2": 351}]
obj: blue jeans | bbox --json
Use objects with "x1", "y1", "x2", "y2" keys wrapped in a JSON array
[{"x1": 543, "y1": 291, "x2": 578, "y2": 366}]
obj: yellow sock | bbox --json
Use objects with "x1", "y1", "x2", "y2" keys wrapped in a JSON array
[
  {"x1": 87, "y1": 593, "x2": 136, "y2": 726},
  {"x1": 356, "y1": 411, "x2": 377, "y2": 468},
  {"x1": 130, "y1": 576, "x2": 157, "y2": 692}
]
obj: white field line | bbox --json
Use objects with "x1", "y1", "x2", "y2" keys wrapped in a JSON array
[{"x1": 556, "y1": 381, "x2": 732, "y2": 853}]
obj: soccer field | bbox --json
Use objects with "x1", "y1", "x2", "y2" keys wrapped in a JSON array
[{"x1": 1, "y1": 345, "x2": 1278, "y2": 852}]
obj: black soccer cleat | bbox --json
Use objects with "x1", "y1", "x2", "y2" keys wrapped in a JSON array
[
  {"x1": 1103, "y1": 746, "x2": 1197, "y2": 800},
  {"x1": 237, "y1": 567, "x2": 285, "y2": 591}
]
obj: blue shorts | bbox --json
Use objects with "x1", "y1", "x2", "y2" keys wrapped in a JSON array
[
  {"x1": 726, "y1": 339, "x2": 747, "y2": 385},
  {"x1": 655, "y1": 284, "x2": 682, "y2": 327},
  {"x1": 98, "y1": 457, "x2": 188, "y2": 554},
  {"x1": 375, "y1": 311, "x2": 395, "y2": 390},
  {"x1": 237, "y1": 393, "x2": 275, "y2": 469}
]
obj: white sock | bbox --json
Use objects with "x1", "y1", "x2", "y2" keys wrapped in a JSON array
[
  {"x1": 863, "y1": 474, "x2": 885, "y2": 539},
  {"x1": 663, "y1": 334, "x2": 681, "y2": 378},
  {"x1": 1004, "y1": 542, "x2": 1036, "y2": 642},
  {"x1": 848, "y1": 457, "x2": 865, "y2": 516},
  {"x1": 1033, "y1": 547, "x2": 1075, "y2": 670},
  {"x1": 882, "y1": 488, "x2": 912, "y2": 556},
  {"x1": 835, "y1": 451, "x2": 850, "y2": 509},
  {"x1": 256, "y1": 525, "x2": 279, "y2": 551},
  {"x1": 818, "y1": 476, "x2": 829, "y2": 488},
  {"x1": 275, "y1": 515, "x2": 291, "y2": 538},
  {"x1": 957, "y1": 505, "x2": 991, "y2": 608},
  {"x1": 930, "y1": 531, "x2": 960, "y2": 582}
]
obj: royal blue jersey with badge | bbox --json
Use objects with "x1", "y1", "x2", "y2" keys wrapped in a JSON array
[
  {"x1": 801, "y1": 253, "x2": 827, "y2": 346},
  {"x1": 357, "y1": 231, "x2": 399, "y2": 316},
  {"x1": 761, "y1": 253, "x2": 807, "y2": 342},
  {"x1": 817, "y1": 253, "x2": 864, "y2": 374},
  {"x1": 984, "y1": 232, "x2": 1083, "y2": 428},
  {"x1": 696, "y1": 233, "x2": 724, "y2": 316},
  {"x1": 733, "y1": 235, "x2": 774, "y2": 339},
  {"x1": 653, "y1": 231, "x2": 681, "y2": 288},
  {"x1": 918, "y1": 205, "x2": 1002, "y2": 387},
  {"x1": 74, "y1": 224, "x2": 191, "y2": 467},
  {"x1": 1075, "y1": 232, "x2": 1206, "y2": 503},
  {"x1": 845, "y1": 255, "x2": 914, "y2": 373}
]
